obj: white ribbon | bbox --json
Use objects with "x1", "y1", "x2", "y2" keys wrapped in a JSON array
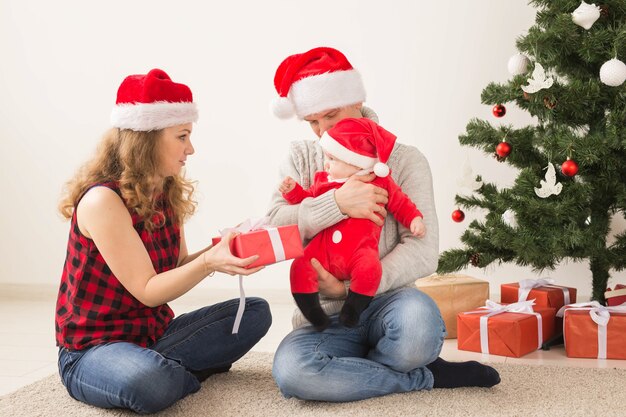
[
  {"x1": 219, "y1": 217, "x2": 286, "y2": 334},
  {"x1": 556, "y1": 301, "x2": 626, "y2": 359},
  {"x1": 518, "y1": 277, "x2": 571, "y2": 305},
  {"x1": 465, "y1": 300, "x2": 543, "y2": 354}
]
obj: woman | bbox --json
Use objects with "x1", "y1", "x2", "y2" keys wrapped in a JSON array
[{"x1": 55, "y1": 68, "x2": 271, "y2": 414}]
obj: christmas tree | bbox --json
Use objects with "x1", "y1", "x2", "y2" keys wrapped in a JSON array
[{"x1": 437, "y1": 0, "x2": 626, "y2": 303}]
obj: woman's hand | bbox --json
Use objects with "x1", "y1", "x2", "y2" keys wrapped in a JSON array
[
  {"x1": 311, "y1": 258, "x2": 346, "y2": 299},
  {"x1": 334, "y1": 173, "x2": 389, "y2": 226},
  {"x1": 203, "y1": 232, "x2": 265, "y2": 276}
]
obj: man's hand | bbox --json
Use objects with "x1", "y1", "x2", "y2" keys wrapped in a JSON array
[
  {"x1": 279, "y1": 176, "x2": 296, "y2": 194},
  {"x1": 410, "y1": 217, "x2": 426, "y2": 238},
  {"x1": 311, "y1": 258, "x2": 346, "y2": 299},
  {"x1": 334, "y1": 173, "x2": 389, "y2": 226}
]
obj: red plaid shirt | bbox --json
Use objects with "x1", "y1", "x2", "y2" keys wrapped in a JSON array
[{"x1": 55, "y1": 182, "x2": 179, "y2": 350}]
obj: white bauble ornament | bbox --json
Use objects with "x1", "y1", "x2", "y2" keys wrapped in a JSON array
[
  {"x1": 502, "y1": 209, "x2": 518, "y2": 228},
  {"x1": 599, "y1": 58, "x2": 626, "y2": 87},
  {"x1": 508, "y1": 53, "x2": 530, "y2": 75},
  {"x1": 571, "y1": 2, "x2": 601, "y2": 30}
]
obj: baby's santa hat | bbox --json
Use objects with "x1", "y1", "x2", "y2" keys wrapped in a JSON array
[
  {"x1": 320, "y1": 118, "x2": 396, "y2": 177},
  {"x1": 110, "y1": 68, "x2": 198, "y2": 131},
  {"x1": 272, "y1": 47, "x2": 366, "y2": 119}
]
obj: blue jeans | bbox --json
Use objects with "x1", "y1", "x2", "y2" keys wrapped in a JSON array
[
  {"x1": 58, "y1": 297, "x2": 271, "y2": 414},
  {"x1": 272, "y1": 287, "x2": 445, "y2": 402}
]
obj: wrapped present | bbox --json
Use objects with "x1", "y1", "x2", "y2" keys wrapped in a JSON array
[
  {"x1": 557, "y1": 302, "x2": 626, "y2": 360},
  {"x1": 501, "y1": 278, "x2": 576, "y2": 311},
  {"x1": 457, "y1": 300, "x2": 556, "y2": 358},
  {"x1": 211, "y1": 218, "x2": 303, "y2": 335},
  {"x1": 605, "y1": 284, "x2": 626, "y2": 307},
  {"x1": 212, "y1": 218, "x2": 303, "y2": 269},
  {"x1": 415, "y1": 274, "x2": 489, "y2": 338}
]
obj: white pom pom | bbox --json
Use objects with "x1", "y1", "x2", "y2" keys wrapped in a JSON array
[
  {"x1": 272, "y1": 96, "x2": 295, "y2": 119},
  {"x1": 374, "y1": 162, "x2": 389, "y2": 177},
  {"x1": 600, "y1": 58, "x2": 626, "y2": 87},
  {"x1": 507, "y1": 53, "x2": 530, "y2": 75}
]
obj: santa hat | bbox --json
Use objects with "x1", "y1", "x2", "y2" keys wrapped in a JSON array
[
  {"x1": 272, "y1": 47, "x2": 366, "y2": 119},
  {"x1": 110, "y1": 68, "x2": 198, "y2": 131},
  {"x1": 320, "y1": 118, "x2": 396, "y2": 177}
]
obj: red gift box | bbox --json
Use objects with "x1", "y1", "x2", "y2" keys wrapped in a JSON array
[
  {"x1": 457, "y1": 301, "x2": 555, "y2": 358},
  {"x1": 501, "y1": 279, "x2": 576, "y2": 311},
  {"x1": 605, "y1": 284, "x2": 626, "y2": 307},
  {"x1": 212, "y1": 224, "x2": 303, "y2": 269},
  {"x1": 558, "y1": 302, "x2": 626, "y2": 359}
]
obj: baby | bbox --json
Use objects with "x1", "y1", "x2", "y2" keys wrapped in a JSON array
[{"x1": 280, "y1": 118, "x2": 425, "y2": 331}]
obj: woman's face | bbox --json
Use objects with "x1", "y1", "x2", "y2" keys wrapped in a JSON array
[{"x1": 157, "y1": 123, "x2": 194, "y2": 178}]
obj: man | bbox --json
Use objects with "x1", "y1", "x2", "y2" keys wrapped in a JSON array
[{"x1": 267, "y1": 47, "x2": 500, "y2": 402}]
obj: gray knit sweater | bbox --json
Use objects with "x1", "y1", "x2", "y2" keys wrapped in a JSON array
[{"x1": 266, "y1": 107, "x2": 439, "y2": 328}]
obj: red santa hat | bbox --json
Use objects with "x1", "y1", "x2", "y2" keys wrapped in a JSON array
[
  {"x1": 110, "y1": 68, "x2": 198, "y2": 131},
  {"x1": 272, "y1": 47, "x2": 366, "y2": 119},
  {"x1": 320, "y1": 118, "x2": 396, "y2": 177}
]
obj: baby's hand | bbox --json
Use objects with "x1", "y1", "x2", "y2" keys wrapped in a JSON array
[
  {"x1": 410, "y1": 217, "x2": 426, "y2": 238},
  {"x1": 279, "y1": 176, "x2": 296, "y2": 193}
]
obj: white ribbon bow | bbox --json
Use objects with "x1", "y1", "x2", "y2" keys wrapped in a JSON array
[
  {"x1": 556, "y1": 301, "x2": 626, "y2": 359},
  {"x1": 465, "y1": 300, "x2": 543, "y2": 354},
  {"x1": 219, "y1": 217, "x2": 286, "y2": 334},
  {"x1": 518, "y1": 277, "x2": 570, "y2": 306}
]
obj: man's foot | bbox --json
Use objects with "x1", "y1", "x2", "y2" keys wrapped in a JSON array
[
  {"x1": 191, "y1": 364, "x2": 232, "y2": 383},
  {"x1": 426, "y1": 357, "x2": 500, "y2": 388}
]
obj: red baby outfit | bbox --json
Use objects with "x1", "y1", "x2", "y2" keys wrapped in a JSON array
[{"x1": 284, "y1": 171, "x2": 421, "y2": 297}]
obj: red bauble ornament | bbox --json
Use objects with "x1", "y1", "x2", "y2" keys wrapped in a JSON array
[
  {"x1": 495, "y1": 141, "x2": 512, "y2": 158},
  {"x1": 561, "y1": 158, "x2": 579, "y2": 177},
  {"x1": 451, "y1": 209, "x2": 465, "y2": 223},
  {"x1": 492, "y1": 104, "x2": 506, "y2": 118}
]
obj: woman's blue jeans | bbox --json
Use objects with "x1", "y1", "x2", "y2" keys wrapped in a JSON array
[
  {"x1": 58, "y1": 297, "x2": 271, "y2": 414},
  {"x1": 272, "y1": 287, "x2": 446, "y2": 402}
]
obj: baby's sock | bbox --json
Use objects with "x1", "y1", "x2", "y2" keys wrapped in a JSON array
[{"x1": 426, "y1": 357, "x2": 501, "y2": 388}]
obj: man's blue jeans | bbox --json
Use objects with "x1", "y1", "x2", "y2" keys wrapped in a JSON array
[
  {"x1": 58, "y1": 297, "x2": 271, "y2": 414},
  {"x1": 272, "y1": 287, "x2": 445, "y2": 401}
]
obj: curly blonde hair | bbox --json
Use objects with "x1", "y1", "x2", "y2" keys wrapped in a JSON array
[{"x1": 59, "y1": 128, "x2": 196, "y2": 230}]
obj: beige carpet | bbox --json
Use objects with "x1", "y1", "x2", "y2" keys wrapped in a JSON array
[{"x1": 2, "y1": 352, "x2": 625, "y2": 417}]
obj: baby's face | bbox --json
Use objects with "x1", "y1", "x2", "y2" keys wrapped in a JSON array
[{"x1": 323, "y1": 152, "x2": 361, "y2": 179}]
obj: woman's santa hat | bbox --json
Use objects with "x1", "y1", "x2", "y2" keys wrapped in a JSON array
[
  {"x1": 320, "y1": 118, "x2": 396, "y2": 177},
  {"x1": 272, "y1": 47, "x2": 366, "y2": 119},
  {"x1": 110, "y1": 68, "x2": 198, "y2": 131}
]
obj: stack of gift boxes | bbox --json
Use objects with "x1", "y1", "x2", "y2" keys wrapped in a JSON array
[{"x1": 417, "y1": 275, "x2": 626, "y2": 360}]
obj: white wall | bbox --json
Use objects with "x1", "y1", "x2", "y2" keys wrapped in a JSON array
[{"x1": 1, "y1": 0, "x2": 622, "y2": 298}]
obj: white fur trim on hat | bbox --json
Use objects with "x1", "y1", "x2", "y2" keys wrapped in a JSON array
[
  {"x1": 290, "y1": 69, "x2": 366, "y2": 119},
  {"x1": 110, "y1": 101, "x2": 198, "y2": 131},
  {"x1": 319, "y1": 132, "x2": 378, "y2": 169},
  {"x1": 271, "y1": 96, "x2": 296, "y2": 119}
]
